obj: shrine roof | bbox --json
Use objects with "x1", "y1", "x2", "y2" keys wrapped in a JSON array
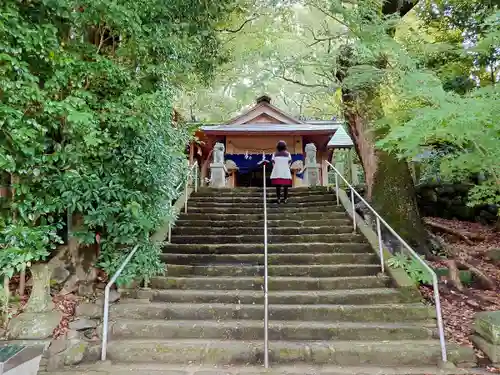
[
  {"x1": 200, "y1": 122, "x2": 342, "y2": 135},
  {"x1": 327, "y1": 126, "x2": 354, "y2": 148}
]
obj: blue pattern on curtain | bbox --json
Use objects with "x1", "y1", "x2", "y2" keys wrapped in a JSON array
[{"x1": 225, "y1": 154, "x2": 304, "y2": 179}]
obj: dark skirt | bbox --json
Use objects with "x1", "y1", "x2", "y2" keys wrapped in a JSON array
[{"x1": 271, "y1": 178, "x2": 292, "y2": 186}]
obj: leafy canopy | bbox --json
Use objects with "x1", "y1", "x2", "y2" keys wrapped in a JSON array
[
  {"x1": 189, "y1": 0, "x2": 500, "y2": 212},
  {"x1": 0, "y1": 0, "x2": 238, "y2": 283}
]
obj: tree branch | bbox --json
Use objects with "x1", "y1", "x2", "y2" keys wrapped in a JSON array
[
  {"x1": 305, "y1": 24, "x2": 347, "y2": 48},
  {"x1": 278, "y1": 73, "x2": 329, "y2": 88},
  {"x1": 215, "y1": 15, "x2": 259, "y2": 33},
  {"x1": 306, "y1": 0, "x2": 359, "y2": 37}
]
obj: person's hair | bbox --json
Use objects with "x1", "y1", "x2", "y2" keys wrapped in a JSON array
[{"x1": 276, "y1": 141, "x2": 287, "y2": 152}]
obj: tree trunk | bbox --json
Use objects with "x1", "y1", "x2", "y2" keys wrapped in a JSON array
[
  {"x1": 337, "y1": 0, "x2": 428, "y2": 253},
  {"x1": 340, "y1": 87, "x2": 429, "y2": 253},
  {"x1": 371, "y1": 150, "x2": 430, "y2": 253},
  {"x1": 24, "y1": 263, "x2": 54, "y2": 313}
]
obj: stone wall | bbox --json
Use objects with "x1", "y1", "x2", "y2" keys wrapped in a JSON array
[{"x1": 416, "y1": 182, "x2": 498, "y2": 224}]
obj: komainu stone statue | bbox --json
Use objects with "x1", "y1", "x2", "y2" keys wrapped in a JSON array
[
  {"x1": 213, "y1": 142, "x2": 225, "y2": 164},
  {"x1": 210, "y1": 142, "x2": 226, "y2": 188},
  {"x1": 304, "y1": 142, "x2": 320, "y2": 187},
  {"x1": 305, "y1": 143, "x2": 317, "y2": 165}
]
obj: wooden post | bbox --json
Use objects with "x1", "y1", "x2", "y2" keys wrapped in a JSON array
[
  {"x1": 189, "y1": 141, "x2": 194, "y2": 164},
  {"x1": 349, "y1": 148, "x2": 355, "y2": 185}
]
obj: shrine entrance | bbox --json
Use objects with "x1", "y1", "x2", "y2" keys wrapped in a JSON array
[{"x1": 236, "y1": 167, "x2": 271, "y2": 187}]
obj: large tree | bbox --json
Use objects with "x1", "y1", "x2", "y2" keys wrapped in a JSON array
[
  {"x1": 0, "y1": 0, "x2": 239, "y2": 308},
  {"x1": 286, "y1": 0, "x2": 432, "y2": 252}
]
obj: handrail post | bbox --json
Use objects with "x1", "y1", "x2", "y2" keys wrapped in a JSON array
[
  {"x1": 434, "y1": 275, "x2": 448, "y2": 363},
  {"x1": 194, "y1": 163, "x2": 198, "y2": 193},
  {"x1": 376, "y1": 217, "x2": 384, "y2": 273},
  {"x1": 351, "y1": 188, "x2": 356, "y2": 231},
  {"x1": 101, "y1": 244, "x2": 140, "y2": 361},
  {"x1": 334, "y1": 173, "x2": 339, "y2": 206},
  {"x1": 184, "y1": 173, "x2": 189, "y2": 214},
  {"x1": 324, "y1": 160, "x2": 448, "y2": 363},
  {"x1": 263, "y1": 162, "x2": 269, "y2": 369}
]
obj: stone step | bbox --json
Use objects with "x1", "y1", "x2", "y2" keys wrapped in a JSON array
[
  {"x1": 192, "y1": 187, "x2": 329, "y2": 197},
  {"x1": 109, "y1": 302, "x2": 433, "y2": 322},
  {"x1": 171, "y1": 234, "x2": 365, "y2": 245},
  {"x1": 162, "y1": 243, "x2": 371, "y2": 255},
  {"x1": 40, "y1": 363, "x2": 480, "y2": 375},
  {"x1": 179, "y1": 212, "x2": 348, "y2": 221},
  {"x1": 172, "y1": 226, "x2": 354, "y2": 236},
  {"x1": 150, "y1": 275, "x2": 388, "y2": 291},
  {"x1": 148, "y1": 288, "x2": 407, "y2": 305},
  {"x1": 185, "y1": 206, "x2": 342, "y2": 214},
  {"x1": 109, "y1": 319, "x2": 434, "y2": 341},
  {"x1": 165, "y1": 264, "x2": 380, "y2": 278},
  {"x1": 175, "y1": 219, "x2": 353, "y2": 228},
  {"x1": 159, "y1": 253, "x2": 377, "y2": 266},
  {"x1": 188, "y1": 201, "x2": 340, "y2": 209},
  {"x1": 189, "y1": 194, "x2": 338, "y2": 203},
  {"x1": 94, "y1": 339, "x2": 475, "y2": 366}
]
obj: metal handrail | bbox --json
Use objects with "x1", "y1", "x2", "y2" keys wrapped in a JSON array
[
  {"x1": 101, "y1": 160, "x2": 198, "y2": 361},
  {"x1": 101, "y1": 244, "x2": 139, "y2": 361},
  {"x1": 168, "y1": 161, "x2": 198, "y2": 242},
  {"x1": 326, "y1": 161, "x2": 447, "y2": 363},
  {"x1": 261, "y1": 160, "x2": 270, "y2": 368}
]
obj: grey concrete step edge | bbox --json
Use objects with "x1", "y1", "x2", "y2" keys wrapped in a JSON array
[
  {"x1": 164, "y1": 264, "x2": 380, "y2": 270},
  {"x1": 169, "y1": 239, "x2": 366, "y2": 245},
  {"x1": 171, "y1": 227, "x2": 355, "y2": 235},
  {"x1": 103, "y1": 301, "x2": 435, "y2": 320},
  {"x1": 170, "y1": 234, "x2": 364, "y2": 241},
  {"x1": 108, "y1": 319, "x2": 436, "y2": 340},
  {"x1": 192, "y1": 188, "x2": 330, "y2": 194},
  {"x1": 188, "y1": 198, "x2": 339, "y2": 203},
  {"x1": 163, "y1": 264, "x2": 381, "y2": 277},
  {"x1": 163, "y1": 252, "x2": 377, "y2": 264},
  {"x1": 159, "y1": 253, "x2": 378, "y2": 265},
  {"x1": 174, "y1": 220, "x2": 353, "y2": 227},
  {"x1": 187, "y1": 203, "x2": 343, "y2": 208},
  {"x1": 96, "y1": 302, "x2": 435, "y2": 323},
  {"x1": 178, "y1": 213, "x2": 349, "y2": 219},
  {"x1": 139, "y1": 288, "x2": 411, "y2": 305},
  {"x1": 161, "y1": 244, "x2": 372, "y2": 255},
  {"x1": 38, "y1": 363, "x2": 482, "y2": 375},
  {"x1": 108, "y1": 319, "x2": 437, "y2": 329},
  {"x1": 173, "y1": 226, "x2": 353, "y2": 234},
  {"x1": 150, "y1": 274, "x2": 387, "y2": 289},
  {"x1": 185, "y1": 208, "x2": 342, "y2": 213},
  {"x1": 84, "y1": 339, "x2": 476, "y2": 366},
  {"x1": 146, "y1": 287, "x2": 398, "y2": 297},
  {"x1": 162, "y1": 243, "x2": 370, "y2": 250},
  {"x1": 191, "y1": 192, "x2": 331, "y2": 197}
]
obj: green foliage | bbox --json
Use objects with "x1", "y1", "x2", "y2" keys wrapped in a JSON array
[
  {"x1": 0, "y1": 0, "x2": 236, "y2": 283},
  {"x1": 0, "y1": 224, "x2": 63, "y2": 278},
  {"x1": 268, "y1": 0, "x2": 500, "y2": 212},
  {"x1": 387, "y1": 252, "x2": 433, "y2": 285},
  {"x1": 176, "y1": 2, "x2": 343, "y2": 121},
  {"x1": 377, "y1": 69, "x2": 500, "y2": 210},
  {"x1": 417, "y1": 0, "x2": 499, "y2": 88}
]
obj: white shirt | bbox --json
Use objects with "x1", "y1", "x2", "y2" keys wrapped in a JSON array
[{"x1": 270, "y1": 152, "x2": 292, "y2": 180}]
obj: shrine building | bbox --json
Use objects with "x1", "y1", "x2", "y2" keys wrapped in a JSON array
[{"x1": 190, "y1": 95, "x2": 355, "y2": 188}]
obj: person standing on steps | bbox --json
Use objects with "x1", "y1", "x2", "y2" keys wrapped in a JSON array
[{"x1": 271, "y1": 140, "x2": 292, "y2": 204}]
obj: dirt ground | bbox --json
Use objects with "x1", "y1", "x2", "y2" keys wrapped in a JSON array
[{"x1": 420, "y1": 217, "x2": 500, "y2": 373}]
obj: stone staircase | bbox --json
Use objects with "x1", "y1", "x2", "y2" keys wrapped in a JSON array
[{"x1": 49, "y1": 187, "x2": 476, "y2": 374}]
